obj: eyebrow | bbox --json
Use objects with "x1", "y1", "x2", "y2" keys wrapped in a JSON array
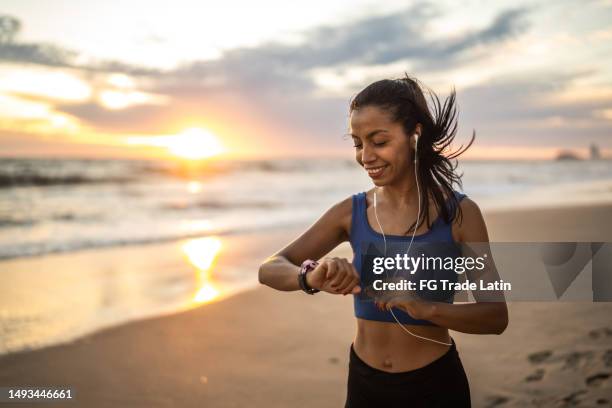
[{"x1": 350, "y1": 129, "x2": 389, "y2": 139}]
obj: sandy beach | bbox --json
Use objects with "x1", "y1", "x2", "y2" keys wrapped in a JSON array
[{"x1": 1, "y1": 203, "x2": 611, "y2": 407}]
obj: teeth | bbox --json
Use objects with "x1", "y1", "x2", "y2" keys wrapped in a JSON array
[{"x1": 367, "y1": 165, "x2": 386, "y2": 174}]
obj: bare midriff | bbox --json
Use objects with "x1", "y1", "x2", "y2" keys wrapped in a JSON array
[{"x1": 353, "y1": 318, "x2": 452, "y2": 373}]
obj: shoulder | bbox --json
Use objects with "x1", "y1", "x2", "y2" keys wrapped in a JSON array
[
  {"x1": 363, "y1": 188, "x2": 376, "y2": 206},
  {"x1": 453, "y1": 196, "x2": 489, "y2": 242},
  {"x1": 325, "y1": 194, "x2": 357, "y2": 241},
  {"x1": 458, "y1": 195, "x2": 479, "y2": 212},
  {"x1": 331, "y1": 194, "x2": 355, "y2": 216}
]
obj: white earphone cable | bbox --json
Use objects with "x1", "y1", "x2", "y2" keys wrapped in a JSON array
[{"x1": 373, "y1": 134, "x2": 452, "y2": 347}]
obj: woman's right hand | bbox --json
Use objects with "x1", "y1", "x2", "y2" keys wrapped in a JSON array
[{"x1": 306, "y1": 257, "x2": 361, "y2": 295}]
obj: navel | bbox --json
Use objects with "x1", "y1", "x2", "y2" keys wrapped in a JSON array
[{"x1": 382, "y1": 358, "x2": 393, "y2": 368}]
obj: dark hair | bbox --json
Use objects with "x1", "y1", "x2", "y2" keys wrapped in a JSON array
[{"x1": 348, "y1": 72, "x2": 475, "y2": 233}]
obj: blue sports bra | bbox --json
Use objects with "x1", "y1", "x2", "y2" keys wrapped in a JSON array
[{"x1": 349, "y1": 190, "x2": 468, "y2": 326}]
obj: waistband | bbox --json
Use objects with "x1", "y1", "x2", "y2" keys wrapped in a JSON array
[{"x1": 349, "y1": 338, "x2": 459, "y2": 382}]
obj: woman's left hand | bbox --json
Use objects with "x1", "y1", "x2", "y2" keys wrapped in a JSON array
[{"x1": 375, "y1": 295, "x2": 435, "y2": 321}]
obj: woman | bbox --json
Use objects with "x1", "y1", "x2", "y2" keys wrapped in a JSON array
[{"x1": 258, "y1": 73, "x2": 508, "y2": 407}]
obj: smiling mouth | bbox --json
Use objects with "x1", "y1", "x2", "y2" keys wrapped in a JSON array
[{"x1": 365, "y1": 164, "x2": 388, "y2": 177}]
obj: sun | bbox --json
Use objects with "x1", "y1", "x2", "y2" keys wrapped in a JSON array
[
  {"x1": 166, "y1": 128, "x2": 225, "y2": 159},
  {"x1": 126, "y1": 127, "x2": 226, "y2": 159}
]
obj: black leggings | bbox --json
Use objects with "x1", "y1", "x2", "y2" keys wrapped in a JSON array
[{"x1": 344, "y1": 338, "x2": 471, "y2": 408}]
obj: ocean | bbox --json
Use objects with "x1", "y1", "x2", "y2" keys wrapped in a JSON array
[{"x1": 1, "y1": 157, "x2": 612, "y2": 260}]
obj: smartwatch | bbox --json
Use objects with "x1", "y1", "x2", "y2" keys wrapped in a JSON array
[{"x1": 298, "y1": 259, "x2": 320, "y2": 294}]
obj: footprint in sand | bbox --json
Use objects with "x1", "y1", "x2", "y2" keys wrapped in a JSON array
[
  {"x1": 524, "y1": 368, "x2": 545, "y2": 382},
  {"x1": 559, "y1": 389, "x2": 587, "y2": 406},
  {"x1": 528, "y1": 350, "x2": 552, "y2": 364},
  {"x1": 588, "y1": 327, "x2": 612, "y2": 340},
  {"x1": 561, "y1": 350, "x2": 595, "y2": 369},
  {"x1": 527, "y1": 349, "x2": 594, "y2": 369},
  {"x1": 484, "y1": 395, "x2": 510, "y2": 408},
  {"x1": 586, "y1": 372, "x2": 610, "y2": 387},
  {"x1": 603, "y1": 350, "x2": 612, "y2": 368}
]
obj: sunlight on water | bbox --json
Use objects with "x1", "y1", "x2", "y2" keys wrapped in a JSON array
[
  {"x1": 181, "y1": 236, "x2": 222, "y2": 304},
  {"x1": 187, "y1": 181, "x2": 203, "y2": 193},
  {"x1": 194, "y1": 284, "x2": 220, "y2": 303}
]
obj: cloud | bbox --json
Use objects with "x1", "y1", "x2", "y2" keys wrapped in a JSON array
[
  {"x1": 2, "y1": 5, "x2": 532, "y2": 102},
  {"x1": 3, "y1": 3, "x2": 610, "y2": 154},
  {"x1": 457, "y1": 69, "x2": 612, "y2": 147},
  {"x1": 0, "y1": 41, "x2": 161, "y2": 76},
  {"x1": 164, "y1": 3, "x2": 530, "y2": 94},
  {"x1": 0, "y1": 15, "x2": 160, "y2": 76},
  {"x1": 421, "y1": 8, "x2": 530, "y2": 69},
  {"x1": 57, "y1": 102, "x2": 170, "y2": 133},
  {"x1": 0, "y1": 42, "x2": 77, "y2": 68}
]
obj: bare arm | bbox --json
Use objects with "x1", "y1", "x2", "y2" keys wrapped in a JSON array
[
  {"x1": 422, "y1": 302, "x2": 507, "y2": 334},
  {"x1": 258, "y1": 196, "x2": 359, "y2": 294},
  {"x1": 258, "y1": 255, "x2": 303, "y2": 292}
]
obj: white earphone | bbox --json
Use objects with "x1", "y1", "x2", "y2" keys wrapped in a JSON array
[{"x1": 373, "y1": 132, "x2": 453, "y2": 347}]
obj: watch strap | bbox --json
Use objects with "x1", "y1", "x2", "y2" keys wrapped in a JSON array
[{"x1": 298, "y1": 259, "x2": 320, "y2": 294}]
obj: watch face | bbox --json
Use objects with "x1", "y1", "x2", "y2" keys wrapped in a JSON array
[{"x1": 301, "y1": 260, "x2": 317, "y2": 273}]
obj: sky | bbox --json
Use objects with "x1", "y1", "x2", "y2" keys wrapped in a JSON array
[{"x1": 0, "y1": 0, "x2": 611, "y2": 160}]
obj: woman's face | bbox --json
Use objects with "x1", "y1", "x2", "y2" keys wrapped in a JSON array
[{"x1": 350, "y1": 105, "x2": 418, "y2": 186}]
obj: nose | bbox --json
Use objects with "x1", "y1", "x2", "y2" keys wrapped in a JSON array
[{"x1": 361, "y1": 143, "x2": 377, "y2": 164}]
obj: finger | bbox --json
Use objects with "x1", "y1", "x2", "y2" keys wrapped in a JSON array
[
  {"x1": 325, "y1": 260, "x2": 337, "y2": 280},
  {"x1": 336, "y1": 265, "x2": 355, "y2": 292},
  {"x1": 341, "y1": 274, "x2": 360, "y2": 295},
  {"x1": 342, "y1": 258, "x2": 359, "y2": 279},
  {"x1": 342, "y1": 260, "x2": 357, "y2": 278},
  {"x1": 386, "y1": 299, "x2": 397, "y2": 310},
  {"x1": 336, "y1": 259, "x2": 354, "y2": 286},
  {"x1": 330, "y1": 261, "x2": 347, "y2": 287},
  {"x1": 341, "y1": 276, "x2": 359, "y2": 295},
  {"x1": 388, "y1": 298, "x2": 406, "y2": 312},
  {"x1": 339, "y1": 277, "x2": 355, "y2": 295}
]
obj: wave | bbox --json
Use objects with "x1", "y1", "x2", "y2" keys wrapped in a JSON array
[
  {"x1": 0, "y1": 218, "x2": 35, "y2": 227},
  {"x1": 0, "y1": 173, "x2": 134, "y2": 188},
  {"x1": 0, "y1": 158, "x2": 357, "y2": 188},
  {"x1": 0, "y1": 158, "x2": 141, "y2": 188},
  {"x1": 0, "y1": 213, "x2": 104, "y2": 228},
  {"x1": 162, "y1": 199, "x2": 281, "y2": 211},
  {"x1": 0, "y1": 220, "x2": 303, "y2": 260}
]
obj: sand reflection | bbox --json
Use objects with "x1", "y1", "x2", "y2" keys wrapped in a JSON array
[{"x1": 181, "y1": 237, "x2": 222, "y2": 304}]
